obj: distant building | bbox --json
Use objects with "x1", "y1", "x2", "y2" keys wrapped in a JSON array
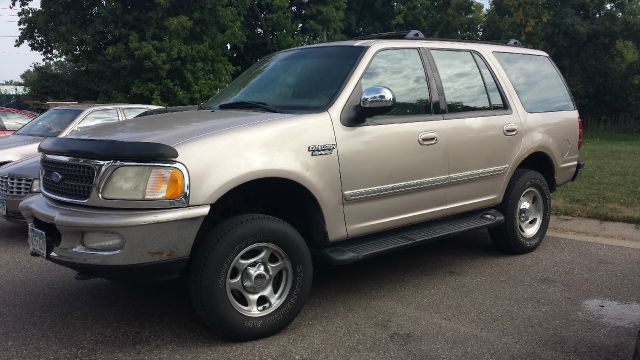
[{"x1": 0, "y1": 85, "x2": 28, "y2": 95}]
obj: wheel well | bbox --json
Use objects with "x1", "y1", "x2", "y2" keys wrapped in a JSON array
[
  {"x1": 516, "y1": 152, "x2": 556, "y2": 192},
  {"x1": 196, "y1": 178, "x2": 329, "y2": 249}
]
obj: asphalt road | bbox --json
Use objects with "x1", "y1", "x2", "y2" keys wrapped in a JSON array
[{"x1": 1, "y1": 218, "x2": 638, "y2": 360}]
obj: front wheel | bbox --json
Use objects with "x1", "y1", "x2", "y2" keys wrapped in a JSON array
[
  {"x1": 189, "y1": 214, "x2": 313, "y2": 340},
  {"x1": 489, "y1": 169, "x2": 551, "y2": 254}
]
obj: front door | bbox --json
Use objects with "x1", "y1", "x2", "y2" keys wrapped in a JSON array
[{"x1": 334, "y1": 47, "x2": 450, "y2": 238}]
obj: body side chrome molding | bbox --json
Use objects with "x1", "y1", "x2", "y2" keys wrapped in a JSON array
[{"x1": 343, "y1": 165, "x2": 508, "y2": 201}]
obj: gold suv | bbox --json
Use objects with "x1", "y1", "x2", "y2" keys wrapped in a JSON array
[{"x1": 20, "y1": 31, "x2": 583, "y2": 340}]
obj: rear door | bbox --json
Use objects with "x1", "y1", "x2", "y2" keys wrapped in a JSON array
[
  {"x1": 334, "y1": 47, "x2": 450, "y2": 237},
  {"x1": 426, "y1": 49, "x2": 522, "y2": 213}
]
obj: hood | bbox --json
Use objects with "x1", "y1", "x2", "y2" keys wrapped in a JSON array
[
  {"x1": 69, "y1": 110, "x2": 294, "y2": 146},
  {"x1": 0, "y1": 154, "x2": 40, "y2": 178},
  {"x1": 0, "y1": 135, "x2": 43, "y2": 150},
  {"x1": 0, "y1": 135, "x2": 43, "y2": 163}
]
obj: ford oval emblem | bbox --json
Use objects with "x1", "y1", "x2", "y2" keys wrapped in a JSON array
[{"x1": 51, "y1": 172, "x2": 63, "y2": 183}]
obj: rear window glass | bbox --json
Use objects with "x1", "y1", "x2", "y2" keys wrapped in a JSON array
[{"x1": 494, "y1": 53, "x2": 575, "y2": 113}]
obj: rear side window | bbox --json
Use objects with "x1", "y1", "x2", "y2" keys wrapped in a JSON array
[
  {"x1": 122, "y1": 108, "x2": 149, "y2": 119},
  {"x1": 473, "y1": 53, "x2": 505, "y2": 110},
  {"x1": 494, "y1": 53, "x2": 575, "y2": 113}
]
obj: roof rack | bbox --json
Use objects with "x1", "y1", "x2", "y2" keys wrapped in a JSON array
[
  {"x1": 353, "y1": 30, "x2": 426, "y2": 40},
  {"x1": 352, "y1": 31, "x2": 523, "y2": 47}
]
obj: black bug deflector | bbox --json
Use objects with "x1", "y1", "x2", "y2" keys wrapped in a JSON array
[{"x1": 39, "y1": 137, "x2": 179, "y2": 161}]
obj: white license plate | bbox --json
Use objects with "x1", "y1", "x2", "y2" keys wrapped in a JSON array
[
  {"x1": 0, "y1": 199, "x2": 5, "y2": 217},
  {"x1": 28, "y1": 224, "x2": 46, "y2": 257}
]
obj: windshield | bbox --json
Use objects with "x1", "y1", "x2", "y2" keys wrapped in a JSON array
[
  {"x1": 205, "y1": 46, "x2": 365, "y2": 112},
  {"x1": 15, "y1": 109, "x2": 82, "y2": 137}
]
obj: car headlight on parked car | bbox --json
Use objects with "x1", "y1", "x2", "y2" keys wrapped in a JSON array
[
  {"x1": 31, "y1": 178, "x2": 40, "y2": 193},
  {"x1": 102, "y1": 166, "x2": 186, "y2": 201}
]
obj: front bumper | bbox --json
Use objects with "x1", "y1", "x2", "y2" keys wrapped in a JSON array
[
  {"x1": 19, "y1": 196, "x2": 210, "y2": 278},
  {"x1": 1, "y1": 193, "x2": 37, "y2": 222}
]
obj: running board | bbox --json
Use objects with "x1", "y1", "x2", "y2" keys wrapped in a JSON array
[{"x1": 320, "y1": 209, "x2": 504, "y2": 265}]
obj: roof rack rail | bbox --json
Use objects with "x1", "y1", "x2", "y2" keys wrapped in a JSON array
[{"x1": 353, "y1": 30, "x2": 426, "y2": 40}]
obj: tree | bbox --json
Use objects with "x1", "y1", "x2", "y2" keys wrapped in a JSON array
[
  {"x1": 393, "y1": 0, "x2": 484, "y2": 39},
  {"x1": 20, "y1": 60, "x2": 94, "y2": 101},
  {"x1": 485, "y1": 0, "x2": 640, "y2": 120},
  {"x1": 11, "y1": 0, "x2": 245, "y2": 105}
]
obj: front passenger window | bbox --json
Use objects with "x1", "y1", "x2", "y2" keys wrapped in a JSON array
[{"x1": 361, "y1": 49, "x2": 431, "y2": 116}]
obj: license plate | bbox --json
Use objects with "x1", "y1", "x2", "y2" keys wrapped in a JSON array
[
  {"x1": 28, "y1": 224, "x2": 46, "y2": 257},
  {"x1": 0, "y1": 199, "x2": 5, "y2": 217}
]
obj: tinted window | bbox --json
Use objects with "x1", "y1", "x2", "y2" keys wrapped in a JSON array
[
  {"x1": 122, "y1": 108, "x2": 149, "y2": 119},
  {"x1": 361, "y1": 49, "x2": 431, "y2": 116},
  {"x1": 205, "y1": 46, "x2": 365, "y2": 112},
  {"x1": 73, "y1": 109, "x2": 119, "y2": 132},
  {"x1": 431, "y1": 50, "x2": 491, "y2": 112},
  {"x1": 15, "y1": 109, "x2": 82, "y2": 137},
  {"x1": 473, "y1": 53, "x2": 506, "y2": 110},
  {"x1": 0, "y1": 111, "x2": 33, "y2": 130},
  {"x1": 494, "y1": 53, "x2": 575, "y2": 113}
]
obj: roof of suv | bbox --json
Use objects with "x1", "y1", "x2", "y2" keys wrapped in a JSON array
[{"x1": 297, "y1": 38, "x2": 548, "y2": 56}]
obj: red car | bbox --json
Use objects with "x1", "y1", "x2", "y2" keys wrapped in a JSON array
[{"x1": 0, "y1": 108, "x2": 38, "y2": 136}]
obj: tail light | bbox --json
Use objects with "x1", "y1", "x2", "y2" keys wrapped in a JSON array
[{"x1": 578, "y1": 117, "x2": 583, "y2": 150}]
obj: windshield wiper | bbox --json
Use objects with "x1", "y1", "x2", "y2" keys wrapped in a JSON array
[{"x1": 217, "y1": 101, "x2": 281, "y2": 113}]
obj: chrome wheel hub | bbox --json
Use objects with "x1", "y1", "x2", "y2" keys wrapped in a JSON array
[
  {"x1": 242, "y1": 263, "x2": 270, "y2": 293},
  {"x1": 226, "y1": 243, "x2": 292, "y2": 317},
  {"x1": 516, "y1": 187, "x2": 544, "y2": 238}
]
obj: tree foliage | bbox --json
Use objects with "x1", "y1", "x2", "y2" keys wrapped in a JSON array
[{"x1": 10, "y1": 0, "x2": 640, "y2": 123}]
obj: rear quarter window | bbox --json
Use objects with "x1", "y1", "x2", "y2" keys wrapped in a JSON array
[{"x1": 494, "y1": 52, "x2": 575, "y2": 113}]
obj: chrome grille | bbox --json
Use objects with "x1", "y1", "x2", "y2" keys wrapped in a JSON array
[
  {"x1": 0, "y1": 175, "x2": 33, "y2": 196},
  {"x1": 41, "y1": 158, "x2": 96, "y2": 201}
]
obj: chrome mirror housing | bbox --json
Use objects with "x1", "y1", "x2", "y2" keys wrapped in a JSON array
[{"x1": 361, "y1": 86, "x2": 396, "y2": 109}]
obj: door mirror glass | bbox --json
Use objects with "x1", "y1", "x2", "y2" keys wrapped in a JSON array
[{"x1": 360, "y1": 86, "x2": 395, "y2": 116}]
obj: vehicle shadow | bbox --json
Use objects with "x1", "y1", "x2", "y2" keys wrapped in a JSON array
[{"x1": 1, "y1": 228, "x2": 506, "y2": 354}]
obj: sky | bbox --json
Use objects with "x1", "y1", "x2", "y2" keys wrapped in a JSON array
[
  {"x1": 0, "y1": 0, "x2": 42, "y2": 82},
  {"x1": 0, "y1": 0, "x2": 491, "y2": 82}
]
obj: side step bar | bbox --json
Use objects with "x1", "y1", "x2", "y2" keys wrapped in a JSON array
[{"x1": 319, "y1": 209, "x2": 504, "y2": 265}]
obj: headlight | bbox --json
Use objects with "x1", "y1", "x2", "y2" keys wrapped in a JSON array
[
  {"x1": 102, "y1": 166, "x2": 186, "y2": 201},
  {"x1": 31, "y1": 178, "x2": 41, "y2": 193}
]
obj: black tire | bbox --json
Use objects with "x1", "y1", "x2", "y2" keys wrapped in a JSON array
[
  {"x1": 489, "y1": 169, "x2": 551, "y2": 254},
  {"x1": 189, "y1": 214, "x2": 313, "y2": 341}
]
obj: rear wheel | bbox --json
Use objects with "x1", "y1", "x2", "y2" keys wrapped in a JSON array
[
  {"x1": 189, "y1": 214, "x2": 312, "y2": 340},
  {"x1": 490, "y1": 169, "x2": 551, "y2": 254}
]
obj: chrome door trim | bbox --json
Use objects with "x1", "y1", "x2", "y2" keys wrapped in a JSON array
[{"x1": 343, "y1": 165, "x2": 509, "y2": 201}]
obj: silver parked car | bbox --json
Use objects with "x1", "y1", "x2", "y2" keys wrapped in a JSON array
[
  {"x1": 0, "y1": 155, "x2": 39, "y2": 222},
  {"x1": 0, "y1": 104, "x2": 160, "y2": 166}
]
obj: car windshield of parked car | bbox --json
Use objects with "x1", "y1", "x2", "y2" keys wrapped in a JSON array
[
  {"x1": 204, "y1": 46, "x2": 365, "y2": 112},
  {"x1": 0, "y1": 111, "x2": 33, "y2": 131},
  {"x1": 15, "y1": 109, "x2": 82, "y2": 137}
]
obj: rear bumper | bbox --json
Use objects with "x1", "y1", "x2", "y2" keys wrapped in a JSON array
[
  {"x1": 19, "y1": 195, "x2": 210, "y2": 278},
  {"x1": 571, "y1": 160, "x2": 585, "y2": 181}
]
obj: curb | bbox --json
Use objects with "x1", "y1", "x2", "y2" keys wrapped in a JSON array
[{"x1": 549, "y1": 215, "x2": 640, "y2": 243}]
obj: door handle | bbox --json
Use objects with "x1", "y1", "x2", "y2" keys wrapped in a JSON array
[
  {"x1": 418, "y1": 131, "x2": 438, "y2": 146},
  {"x1": 503, "y1": 123, "x2": 518, "y2": 136}
]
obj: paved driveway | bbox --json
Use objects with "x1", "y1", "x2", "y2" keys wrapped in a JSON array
[{"x1": 1, "y1": 218, "x2": 638, "y2": 359}]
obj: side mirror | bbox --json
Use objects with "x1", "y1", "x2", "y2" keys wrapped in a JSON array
[{"x1": 360, "y1": 86, "x2": 395, "y2": 117}]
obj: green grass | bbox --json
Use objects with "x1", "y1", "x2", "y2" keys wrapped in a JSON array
[{"x1": 552, "y1": 131, "x2": 640, "y2": 224}]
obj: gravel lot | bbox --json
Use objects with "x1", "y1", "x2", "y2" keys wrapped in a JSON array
[{"x1": 0, "y1": 218, "x2": 638, "y2": 360}]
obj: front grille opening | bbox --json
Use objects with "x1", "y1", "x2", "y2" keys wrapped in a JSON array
[
  {"x1": 0, "y1": 175, "x2": 33, "y2": 197},
  {"x1": 41, "y1": 158, "x2": 96, "y2": 201}
]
